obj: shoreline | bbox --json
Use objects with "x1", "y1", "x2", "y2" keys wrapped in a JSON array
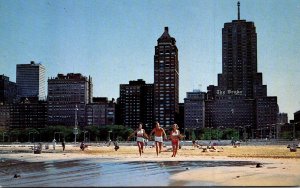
[
  {"x1": 1, "y1": 144, "x2": 300, "y2": 186},
  {"x1": 1, "y1": 143, "x2": 300, "y2": 163}
]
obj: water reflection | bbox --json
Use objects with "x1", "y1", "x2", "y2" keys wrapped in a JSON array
[{"x1": 0, "y1": 159, "x2": 257, "y2": 187}]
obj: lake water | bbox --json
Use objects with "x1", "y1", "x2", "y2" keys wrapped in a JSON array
[{"x1": 0, "y1": 158, "x2": 257, "y2": 187}]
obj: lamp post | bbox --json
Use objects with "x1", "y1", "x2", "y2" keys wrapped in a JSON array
[
  {"x1": 231, "y1": 108, "x2": 237, "y2": 139},
  {"x1": 293, "y1": 123, "x2": 296, "y2": 140},
  {"x1": 276, "y1": 123, "x2": 280, "y2": 139},
  {"x1": 29, "y1": 132, "x2": 32, "y2": 142},
  {"x1": 74, "y1": 104, "x2": 79, "y2": 144},
  {"x1": 267, "y1": 124, "x2": 271, "y2": 139},
  {"x1": 272, "y1": 124, "x2": 276, "y2": 139},
  {"x1": 195, "y1": 119, "x2": 199, "y2": 140},
  {"x1": 108, "y1": 130, "x2": 112, "y2": 141}
]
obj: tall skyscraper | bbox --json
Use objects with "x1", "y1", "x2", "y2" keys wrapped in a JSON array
[
  {"x1": 218, "y1": 1, "x2": 266, "y2": 99},
  {"x1": 205, "y1": 2, "x2": 278, "y2": 134},
  {"x1": 47, "y1": 73, "x2": 92, "y2": 127},
  {"x1": 16, "y1": 61, "x2": 46, "y2": 101},
  {"x1": 154, "y1": 27, "x2": 179, "y2": 127}
]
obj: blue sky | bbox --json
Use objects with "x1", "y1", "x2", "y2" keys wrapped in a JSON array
[{"x1": 0, "y1": 0, "x2": 299, "y2": 120}]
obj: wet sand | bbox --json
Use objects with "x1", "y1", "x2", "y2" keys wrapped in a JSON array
[
  {"x1": 1, "y1": 143, "x2": 300, "y2": 186},
  {"x1": 170, "y1": 158, "x2": 300, "y2": 186}
]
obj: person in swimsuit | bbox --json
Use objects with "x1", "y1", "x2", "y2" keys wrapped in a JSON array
[
  {"x1": 150, "y1": 122, "x2": 167, "y2": 156},
  {"x1": 128, "y1": 123, "x2": 149, "y2": 156},
  {"x1": 170, "y1": 124, "x2": 181, "y2": 157}
]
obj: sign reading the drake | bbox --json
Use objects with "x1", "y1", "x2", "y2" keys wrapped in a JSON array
[{"x1": 216, "y1": 90, "x2": 243, "y2": 95}]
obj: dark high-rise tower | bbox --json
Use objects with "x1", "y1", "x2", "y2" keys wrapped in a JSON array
[
  {"x1": 218, "y1": 1, "x2": 266, "y2": 98},
  {"x1": 205, "y1": 2, "x2": 278, "y2": 133},
  {"x1": 154, "y1": 27, "x2": 179, "y2": 127}
]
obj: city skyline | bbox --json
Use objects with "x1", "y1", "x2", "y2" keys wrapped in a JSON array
[{"x1": 0, "y1": 0, "x2": 299, "y2": 120}]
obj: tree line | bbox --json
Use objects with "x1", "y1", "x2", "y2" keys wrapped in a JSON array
[{"x1": 1, "y1": 125, "x2": 298, "y2": 142}]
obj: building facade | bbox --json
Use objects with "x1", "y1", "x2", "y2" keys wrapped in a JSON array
[
  {"x1": 106, "y1": 99, "x2": 116, "y2": 126},
  {"x1": 205, "y1": 2, "x2": 278, "y2": 131},
  {"x1": 184, "y1": 90, "x2": 206, "y2": 129},
  {"x1": 277, "y1": 113, "x2": 288, "y2": 124},
  {"x1": 293, "y1": 110, "x2": 300, "y2": 124},
  {"x1": 0, "y1": 75, "x2": 18, "y2": 105},
  {"x1": 16, "y1": 61, "x2": 46, "y2": 101},
  {"x1": 0, "y1": 104, "x2": 10, "y2": 129},
  {"x1": 10, "y1": 97, "x2": 47, "y2": 128},
  {"x1": 85, "y1": 97, "x2": 115, "y2": 127},
  {"x1": 176, "y1": 103, "x2": 184, "y2": 132},
  {"x1": 206, "y1": 92, "x2": 255, "y2": 130},
  {"x1": 119, "y1": 79, "x2": 154, "y2": 128},
  {"x1": 154, "y1": 27, "x2": 179, "y2": 127},
  {"x1": 47, "y1": 73, "x2": 92, "y2": 127}
]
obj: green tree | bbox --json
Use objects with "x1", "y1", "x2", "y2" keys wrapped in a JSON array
[
  {"x1": 281, "y1": 131, "x2": 292, "y2": 139},
  {"x1": 191, "y1": 130, "x2": 196, "y2": 141},
  {"x1": 223, "y1": 128, "x2": 238, "y2": 140},
  {"x1": 200, "y1": 128, "x2": 212, "y2": 140}
]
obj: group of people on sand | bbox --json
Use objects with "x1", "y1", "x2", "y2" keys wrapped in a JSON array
[
  {"x1": 52, "y1": 138, "x2": 66, "y2": 151},
  {"x1": 128, "y1": 122, "x2": 184, "y2": 157}
]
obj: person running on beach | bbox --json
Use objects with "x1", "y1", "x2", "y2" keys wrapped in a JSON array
[
  {"x1": 150, "y1": 122, "x2": 167, "y2": 156},
  {"x1": 128, "y1": 123, "x2": 149, "y2": 156},
  {"x1": 170, "y1": 124, "x2": 182, "y2": 157}
]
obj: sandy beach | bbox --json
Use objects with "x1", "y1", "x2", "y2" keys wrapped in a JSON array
[{"x1": 1, "y1": 143, "x2": 300, "y2": 186}]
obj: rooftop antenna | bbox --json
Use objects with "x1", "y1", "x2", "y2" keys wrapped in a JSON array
[{"x1": 237, "y1": 1, "x2": 240, "y2": 20}]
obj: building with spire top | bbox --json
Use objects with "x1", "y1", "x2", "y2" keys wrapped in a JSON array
[
  {"x1": 205, "y1": 2, "x2": 278, "y2": 138},
  {"x1": 154, "y1": 27, "x2": 179, "y2": 127}
]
